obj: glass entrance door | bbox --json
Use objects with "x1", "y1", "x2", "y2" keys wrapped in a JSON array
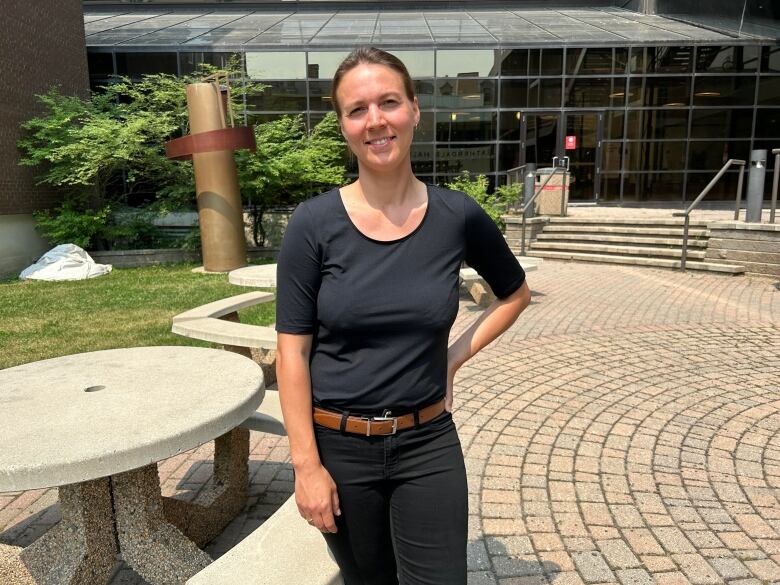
[
  {"x1": 522, "y1": 113, "x2": 560, "y2": 168},
  {"x1": 563, "y1": 112, "x2": 602, "y2": 202}
]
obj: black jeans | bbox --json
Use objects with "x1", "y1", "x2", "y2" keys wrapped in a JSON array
[{"x1": 313, "y1": 410, "x2": 468, "y2": 585}]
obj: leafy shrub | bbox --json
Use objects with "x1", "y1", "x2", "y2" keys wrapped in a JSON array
[{"x1": 445, "y1": 171, "x2": 520, "y2": 230}]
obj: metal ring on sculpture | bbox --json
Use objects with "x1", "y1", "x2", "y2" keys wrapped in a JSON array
[{"x1": 165, "y1": 126, "x2": 256, "y2": 160}]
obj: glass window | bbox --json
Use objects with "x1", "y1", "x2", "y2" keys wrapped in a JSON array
[
  {"x1": 501, "y1": 80, "x2": 528, "y2": 108},
  {"x1": 436, "y1": 112, "x2": 496, "y2": 142},
  {"x1": 498, "y1": 143, "x2": 522, "y2": 172},
  {"x1": 693, "y1": 76, "x2": 757, "y2": 106},
  {"x1": 245, "y1": 81, "x2": 307, "y2": 111},
  {"x1": 528, "y1": 49, "x2": 565, "y2": 76},
  {"x1": 529, "y1": 79, "x2": 562, "y2": 108},
  {"x1": 614, "y1": 48, "x2": 628, "y2": 75},
  {"x1": 755, "y1": 109, "x2": 780, "y2": 138},
  {"x1": 637, "y1": 110, "x2": 689, "y2": 140},
  {"x1": 686, "y1": 172, "x2": 742, "y2": 201},
  {"x1": 436, "y1": 79, "x2": 496, "y2": 109},
  {"x1": 601, "y1": 142, "x2": 622, "y2": 172},
  {"x1": 605, "y1": 111, "x2": 625, "y2": 140},
  {"x1": 695, "y1": 46, "x2": 759, "y2": 73},
  {"x1": 500, "y1": 49, "x2": 527, "y2": 76},
  {"x1": 246, "y1": 52, "x2": 306, "y2": 80},
  {"x1": 411, "y1": 144, "x2": 434, "y2": 175},
  {"x1": 761, "y1": 46, "x2": 780, "y2": 73},
  {"x1": 116, "y1": 52, "x2": 177, "y2": 76},
  {"x1": 437, "y1": 50, "x2": 498, "y2": 77},
  {"x1": 625, "y1": 111, "x2": 643, "y2": 140},
  {"x1": 88, "y1": 52, "x2": 114, "y2": 77},
  {"x1": 688, "y1": 140, "x2": 751, "y2": 169},
  {"x1": 566, "y1": 48, "x2": 615, "y2": 75},
  {"x1": 629, "y1": 76, "x2": 690, "y2": 107},
  {"x1": 499, "y1": 112, "x2": 522, "y2": 141},
  {"x1": 306, "y1": 52, "x2": 350, "y2": 79},
  {"x1": 308, "y1": 80, "x2": 332, "y2": 111},
  {"x1": 625, "y1": 141, "x2": 686, "y2": 171},
  {"x1": 758, "y1": 76, "x2": 780, "y2": 106},
  {"x1": 630, "y1": 46, "x2": 693, "y2": 73},
  {"x1": 690, "y1": 109, "x2": 753, "y2": 139},
  {"x1": 623, "y1": 173, "x2": 684, "y2": 202},
  {"x1": 436, "y1": 143, "x2": 495, "y2": 174},
  {"x1": 394, "y1": 51, "x2": 435, "y2": 78},
  {"x1": 601, "y1": 174, "x2": 622, "y2": 202},
  {"x1": 414, "y1": 79, "x2": 435, "y2": 109},
  {"x1": 565, "y1": 77, "x2": 626, "y2": 108},
  {"x1": 179, "y1": 52, "x2": 237, "y2": 75}
]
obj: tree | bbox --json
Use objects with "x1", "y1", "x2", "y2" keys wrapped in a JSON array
[{"x1": 237, "y1": 112, "x2": 346, "y2": 246}]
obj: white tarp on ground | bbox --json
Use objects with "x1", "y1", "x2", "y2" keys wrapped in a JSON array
[{"x1": 19, "y1": 244, "x2": 112, "y2": 281}]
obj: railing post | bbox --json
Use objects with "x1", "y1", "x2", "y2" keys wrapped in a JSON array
[
  {"x1": 560, "y1": 169, "x2": 568, "y2": 216},
  {"x1": 734, "y1": 163, "x2": 745, "y2": 221},
  {"x1": 680, "y1": 214, "x2": 690, "y2": 272},
  {"x1": 520, "y1": 213, "x2": 527, "y2": 256},
  {"x1": 771, "y1": 149, "x2": 779, "y2": 224}
]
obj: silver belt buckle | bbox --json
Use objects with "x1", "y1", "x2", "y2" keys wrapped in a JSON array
[{"x1": 369, "y1": 409, "x2": 397, "y2": 436}]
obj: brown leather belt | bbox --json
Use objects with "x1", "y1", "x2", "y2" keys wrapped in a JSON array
[{"x1": 313, "y1": 399, "x2": 446, "y2": 436}]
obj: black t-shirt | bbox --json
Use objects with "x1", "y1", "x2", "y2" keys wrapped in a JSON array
[{"x1": 275, "y1": 184, "x2": 525, "y2": 414}]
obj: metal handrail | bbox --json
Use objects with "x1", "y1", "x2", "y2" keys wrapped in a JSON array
[
  {"x1": 520, "y1": 166, "x2": 566, "y2": 256},
  {"x1": 505, "y1": 164, "x2": 528, "y2": 213},
  {"x1": 771, "y1": 148, "x2": 779, "y2": 224},
  {"x1": 673, "y1": 158, "x2": 746, "y2": 271}
]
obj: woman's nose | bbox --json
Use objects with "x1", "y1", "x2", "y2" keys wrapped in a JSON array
[{"x1": 366, "y1": 104, "x2": 386, "y2": 128}]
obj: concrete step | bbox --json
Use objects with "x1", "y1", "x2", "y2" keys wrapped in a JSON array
[
  {"x1": 526, "y1": 251, "x2": 745, "y2": 274},
  {"x1": 547, "y1": 217, "x2": 709, "y2": 227},
  {"x1": 529, "y1": 242, "x2": 707, "y2": 259},
  {"x1": 535, "y1": 233, "x2": 709, "y2": 247},
  {"x1": 541, "y1": 225, "x2": 709, "y2": 238}
]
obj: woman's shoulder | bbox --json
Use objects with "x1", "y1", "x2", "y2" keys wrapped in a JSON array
[{"x1": 297, "y1": 187, "x2": 341, "y2": 215}]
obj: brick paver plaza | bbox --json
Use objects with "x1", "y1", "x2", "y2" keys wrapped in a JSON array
[{"x1": 2, "y1": 261, "x2": 779, "y2": 584}]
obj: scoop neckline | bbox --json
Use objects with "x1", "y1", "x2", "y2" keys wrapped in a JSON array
[{"x1": 337, "y1": 183, "x2": 431, "y2": 245}]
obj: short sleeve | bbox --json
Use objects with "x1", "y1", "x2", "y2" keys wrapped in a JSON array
[
  {"x1": 275, "y1": 202, "x2": 321, "y2": 334},
  {"x1": 463, "y1": 194, "x2": 526, "y2": 299}
]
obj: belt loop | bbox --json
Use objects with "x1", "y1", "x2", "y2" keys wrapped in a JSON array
[
  {"x1": 339, "y1": 411, "x2": 349, "y2": 434},
  {"x1": 413, "y1": 409, "x2": 421, "y2": 429}
]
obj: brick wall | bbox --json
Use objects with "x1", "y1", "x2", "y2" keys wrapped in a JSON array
[{"x1": 0, "y1": 1, "x2": 89, "y2": 215}]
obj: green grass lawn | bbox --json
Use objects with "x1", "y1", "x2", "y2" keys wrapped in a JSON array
[{"x1": 0, "y1": 263, "x2": 276, "y2": 370}]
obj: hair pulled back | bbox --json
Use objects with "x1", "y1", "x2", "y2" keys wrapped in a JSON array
[{"x1": 330, "y1": 47, "x2": 416, "y2": 118}]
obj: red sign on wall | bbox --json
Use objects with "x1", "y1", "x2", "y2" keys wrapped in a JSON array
[{"x1": 565, "y1": 135, "x2": 577, "y2": 150}]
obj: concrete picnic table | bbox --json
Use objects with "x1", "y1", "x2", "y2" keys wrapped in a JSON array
[{"x1": 0, "y1": 346, "x2": 264, "y2": 585}]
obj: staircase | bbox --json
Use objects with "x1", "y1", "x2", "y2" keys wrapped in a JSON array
[{"x1": 515, "y1": 217, "x2": 745, "y2": 274}]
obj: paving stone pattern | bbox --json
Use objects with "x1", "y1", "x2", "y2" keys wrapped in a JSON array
[{"x1": 1, "y1": 262, "x2": 779, "y2": 584}]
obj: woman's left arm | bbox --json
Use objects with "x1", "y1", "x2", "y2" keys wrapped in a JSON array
[{"x1": 445, "y1": 281, "x2": 531, "y2": 411}]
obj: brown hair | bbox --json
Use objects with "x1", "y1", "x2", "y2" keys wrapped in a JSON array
[{"x1": 330, "y1": 47, "x2": 416, "y2": 118}]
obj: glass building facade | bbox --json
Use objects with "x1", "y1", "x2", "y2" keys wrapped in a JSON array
[{"x1": 84, "y1": 6, "x2": 780, "y2": 205}]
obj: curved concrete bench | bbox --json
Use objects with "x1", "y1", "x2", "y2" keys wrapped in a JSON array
[
  {"x1": 186, "y1": 495, "x2": 342, "y2": 585},
  {"x1": 460, "y1": 256, "x2": 541, "y2": 307}
]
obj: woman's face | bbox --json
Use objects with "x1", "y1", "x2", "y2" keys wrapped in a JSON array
[{"x1": 336, "y1": 63, "x2": 420, "y2": 175}]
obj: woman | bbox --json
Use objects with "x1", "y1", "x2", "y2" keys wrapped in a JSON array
[{"x1": 275, "y1": 47, "x2": 531, "y2": 585}]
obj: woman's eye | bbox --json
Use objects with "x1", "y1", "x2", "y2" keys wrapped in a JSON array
[
  {"x1": 348, "y1": 107, "x2": 366, "y2": 117},
  {"x1": 381, "y1": 100, "x2": 399, "y2": 109}
]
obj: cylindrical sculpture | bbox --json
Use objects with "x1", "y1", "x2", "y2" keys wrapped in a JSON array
[
  {"x1": 165, "y1": 83, "x2": 255, "y2": 272},
  {"x1": 746, "y1": 149, "x2": 767, "y2": 224}
]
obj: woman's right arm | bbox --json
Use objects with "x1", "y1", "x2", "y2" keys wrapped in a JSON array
[{"x1": 276, "y1": 332, "x2": 341, "y2": 533}]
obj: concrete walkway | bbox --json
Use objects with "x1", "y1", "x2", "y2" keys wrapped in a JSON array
[{"x1": 1, "y1": 262, "x2": 779, "y2": 584}]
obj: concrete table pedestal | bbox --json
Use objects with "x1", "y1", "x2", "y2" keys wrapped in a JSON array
[{"x1": 0, "y1": 346, "x2": 264, "y2": 585}]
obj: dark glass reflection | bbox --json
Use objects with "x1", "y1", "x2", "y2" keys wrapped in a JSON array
[
  {"x1": 758, "y1": 76, "x2": 780, "y2": 106},
  {"x1": 500, "y1": 49, "x2": 528, "y2": 76},
  {"x1": 565, "y1": 77, "x2": 626, "y2": 108},
  {"x1": 525, "y1": 114, "x2": 559, "y2": 166},
  {"x1": 501, "y1": 80, "x2": 528, "y2": 108},
  {"x1": 88, "y1": 52, "x2": 114, "y2": 77},
  {"x1": 688, "y1": 141, "x2": 751, "y2": 170},
  {"x1": 690, "y1": 109, "x2": 753, "y2": 139},
  {"x1": 630, "y1": 46, "x2": 693, "y2": 73},
  {"x1": 633, "y1": 110, "x2": 689, "y2": 140},
  {"x1": 604, "y1": 111, "x2": 625, "y2": 140},
  {"x1": 601, "y1": 142, "x2": 622, "y2": 172},
  {"x1": 436, "y1": 112, "x2": 496, "y2": 142},
  {"x1": 245, "y1": 81, "x2": 307, "y2": 111},
  {"x1": 693, "y1": 76, "x2": 756, "y2": 106},
  {"x1": 436, "y1": 79, "x2": 496, "y2": 109},
  {"x1": 499, "y1": 112, "x2": 522, "y2": 141},
  {"x1": 308, "y1": 80, "x2": 333, "y2": 111},
  {"x1": 414, "y1": 79, "x2": 435, "y2": 109},
  {"x1": 762, "y1": 46, "x2": 780, "y2": 73},
  {"x1": 540, "y1": 49, "x2": 563, "y2": 76},
  {"x1": 411, "y1": 144, "x2": 434, "y2": 175},
  {"x1": 414, "y1": 112, "x2": 435, "y2": 142},
  {"x1": 179, "y1": 52, "x2": 236, "y2": 75},
  {"x1": 566, "y1": 48, "x2": 614, "y2": 75},
  {"x1": 629, "y1": 77, "x2": 690, "y2": 107},
  {"x1": 686, "y1": 172, "x2": 743, "y2": 201},
  {"x1": 695, "y1": 46, "x2": 759, "y2": 73},
  {"x1": 623, "y1": 173, "x2": 685, "y2": 202},
  {"x1": 601, "y1": 174, "x2": 622, "y2": 202},
  {"x1": 754, "y1": 109, "x2": 780, "y2": 138},
  {"x1": 530, "y1": 79, "x2": 562, "y2": 108},
  {"x1": 116, "y1": 52, "x2": 177, "y2": 77},
  {"x1": 625, "y1": 142, "x2": 686, "y2": 171},
  {"x1": 436, "y1": 143, "x2": 495, "y2": 175},
  {"x1": 498, "y1": 143, "x2": 522, "y2": 172}
]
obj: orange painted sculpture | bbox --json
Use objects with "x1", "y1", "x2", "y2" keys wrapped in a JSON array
[{"x1": 166, "y1": 73, "x2": 255, "y2": 272}]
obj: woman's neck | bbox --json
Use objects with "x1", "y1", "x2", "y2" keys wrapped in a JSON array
[{"x1": 351, "y1": 166, "x2": 423, "y2": 209}]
